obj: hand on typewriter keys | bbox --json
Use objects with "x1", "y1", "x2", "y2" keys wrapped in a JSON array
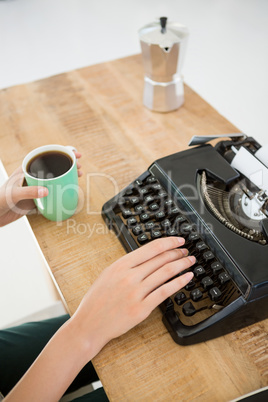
[{"x1": 75, "y1": 237, "x2": 195, "y2": 352}]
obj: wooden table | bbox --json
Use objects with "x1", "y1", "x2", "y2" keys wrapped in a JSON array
[{"x1": 0, "y1": 54, "x2": 267, "y2": 401}]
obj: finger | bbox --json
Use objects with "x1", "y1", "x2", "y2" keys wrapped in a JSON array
[
  {"x1": 77, "y1": 163, "x2": 82, "y2": 169},
  {"x1": 74, "y1": 151, "x2": 82, "y2": 159},
  {"x1": 138, "y1": 248, "x2": 188, "y2": 279},
  {"x1": 10, "y1": 166, "x2": 23, "y2": 176},
  {"x1": 142, "y1": 255, "x2": 196, "y2": 298},
  {"x1": 78, "y1": 171, "x2": 83, "y2": 177},
  {"x1": 9, "y1": 168, "x2": 25, "y2": 187},
  {"x1": 14, "y1": 186, "x2": 49, "y2": 203},
  {"x1": 145, "y1": 270, "x2": 194, "y2": 308},
  {"x1": 119, "y1": 237, "x2": 185, "y2": 269},
  {"x1": 16, "y1": 199, "x2": 36, "y2": 213}
]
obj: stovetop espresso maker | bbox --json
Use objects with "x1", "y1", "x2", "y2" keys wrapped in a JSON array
[{"x1": 139, "y1": 17, "x2": 189, "y2": 112}]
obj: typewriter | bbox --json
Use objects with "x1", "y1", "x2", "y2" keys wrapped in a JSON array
[{"x1": 102, "y1": 134, "x2": 268, "y2": 345}]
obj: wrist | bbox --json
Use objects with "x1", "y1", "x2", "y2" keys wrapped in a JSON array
[{"x1": 66, "y1": 312, "x2": 103, "y2": 363}]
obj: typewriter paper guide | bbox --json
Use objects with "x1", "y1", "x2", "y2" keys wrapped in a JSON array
[
  {"x1": 150, "y1": 144, "x2": 268, "y2": 298},
  {"x1": 188, "y1": 133, "x2": 246, "y2": 146},
  {"x1": 231, "y1": 146, "x2": 268, "y2": 193}
]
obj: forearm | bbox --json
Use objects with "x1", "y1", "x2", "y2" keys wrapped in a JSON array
[
  {"x1": 4, "y1": 237, "x2": 195, "y2": 401},
  {"x1": 4, "y1": 317, "x2": 97, "y2": 402}
]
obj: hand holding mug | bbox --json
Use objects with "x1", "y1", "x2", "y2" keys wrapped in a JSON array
[
  {"x1": 0, "y1": 147, "x2": 82, "y2": 226},
  {"x1": 22, "y1": 145, "x2": 82, "y2": 221}
]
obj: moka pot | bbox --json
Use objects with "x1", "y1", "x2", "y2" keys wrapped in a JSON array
[{"x1": 139, "y1": 17, "x2": 189, "y2": 112}]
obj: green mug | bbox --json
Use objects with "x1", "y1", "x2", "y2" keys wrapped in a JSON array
[{"x1": 22, "y1": 144, "x2": 79, "y2": 221}]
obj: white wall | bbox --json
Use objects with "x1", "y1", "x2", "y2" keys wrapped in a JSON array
[{"x1": 0, "y1": 0, "x2": 267, "y2": 145}]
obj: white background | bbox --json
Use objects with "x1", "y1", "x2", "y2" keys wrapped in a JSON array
[{"x1": 0, "y1": 0, "x2": 267, "y2": 145}]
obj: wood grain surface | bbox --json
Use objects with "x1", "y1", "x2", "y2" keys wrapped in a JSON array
[{"x1": 0, "y1": 54, "x2": 267, "y2": 401}]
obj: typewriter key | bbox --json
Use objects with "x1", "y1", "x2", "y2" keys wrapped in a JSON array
[
  {"x1": 190, "y1": 288, "x2": 203, "y2": 302},
  {"x1": 211, "y1": 261, "x2": 223, "y2": 274},
  {"x1": 174, "y1": 292, "x2": 187, "y2": 305},
  {"x1": 193, "y1": 265, "x2": 206, "y2": 278},
  {"x1": 183, "y1": 302, "x2": 196, "y2": 317},
  {"x1": 201, "y1": 276, "x2": 214, "y2": 290},
  {"x1": 218, "y1": 272, "x2": 231, "y2": 285},
  {"x1": 209, "y1": 287, "x2": 222, "y2": 302}
]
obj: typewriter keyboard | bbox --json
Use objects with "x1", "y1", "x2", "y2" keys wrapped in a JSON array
[{"x1": 111, "y1": 174, "x2": 241, "y2": 326}]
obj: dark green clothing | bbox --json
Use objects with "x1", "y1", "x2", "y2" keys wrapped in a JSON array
[{"x1": 0, "y1": 315, "x2": 108, "y2": 401}]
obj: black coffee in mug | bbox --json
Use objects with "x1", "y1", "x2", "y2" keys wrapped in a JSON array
[{"x1": 26, "y1": 151, "x2": 73, "y2": 179}]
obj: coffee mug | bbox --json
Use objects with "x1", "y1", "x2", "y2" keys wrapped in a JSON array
[{"x1": 22, "y1": 144, "x2": 79, "y2": 221}]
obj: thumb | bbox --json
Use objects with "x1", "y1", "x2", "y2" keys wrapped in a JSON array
[{"x1": 14, "y1": 186, "x2": 49, "y2": 203}]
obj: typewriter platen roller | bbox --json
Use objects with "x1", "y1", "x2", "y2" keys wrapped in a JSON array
[{"x1": 102, "y1": 135, "x2": 268, "y2": 345}]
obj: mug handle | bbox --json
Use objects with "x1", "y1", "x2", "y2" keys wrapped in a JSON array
[{"x1": 65, "y1": 145, "x2": 77, "y2": 154}]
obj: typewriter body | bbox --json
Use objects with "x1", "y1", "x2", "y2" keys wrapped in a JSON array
[{"x1": 102, "y1": 135, "x2": 268, "y2": 345}]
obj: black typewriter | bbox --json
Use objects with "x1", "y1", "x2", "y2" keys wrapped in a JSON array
[{"x1": 102, "y1": 134, "x2": 268, "y2": 345}]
